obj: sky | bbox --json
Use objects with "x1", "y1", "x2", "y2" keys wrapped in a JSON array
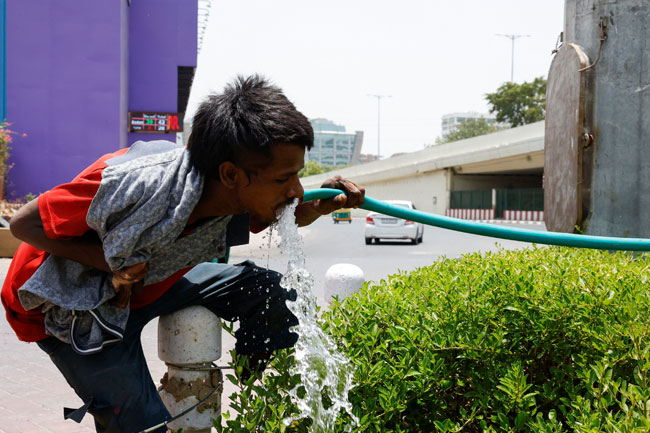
[{"x1": 187, "y1": 0, "x2": 565, "y2": 158}]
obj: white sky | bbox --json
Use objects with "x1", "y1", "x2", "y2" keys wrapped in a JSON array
[{"x1": 187, "y1": 0, "x2": 565, "y2": 158}]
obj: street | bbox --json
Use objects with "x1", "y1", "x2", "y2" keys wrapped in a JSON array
[{"x1": 230, "y1": 216, "x2": 546, "y2": 303}]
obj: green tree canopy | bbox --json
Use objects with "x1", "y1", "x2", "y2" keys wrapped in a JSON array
[
  {"x1": 435, "y1": 117, "x2": 503, "y2": 144},
  {"x1": 298, "y1": 160, "x2": 340, "y2": 178},
  {"x1": 485, "y1": 76, "x2": 546, "y2": 127}
]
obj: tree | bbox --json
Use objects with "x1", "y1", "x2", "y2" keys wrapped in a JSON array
[
  {"x1": 298, "y1": 160, "x2": 339, "y2": 178},
  {"x1": 435, "y1": 118, "x2": 503, "y2": 144},
  {"x1": 485, "y1": 76, "x2": 546, "y2": 127}
]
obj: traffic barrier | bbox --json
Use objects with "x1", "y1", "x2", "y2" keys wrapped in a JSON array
[
  {"x1": 445, "y1": 208, "x2": 495, "y2": 220},
  {"x1": 503, "y1": 210, "x2": 544, "y2": 221},
  {"x1": 324, "y1": 263, "x2": 365, "y2": 302},
  {"x1": 157, "y1": 306, "x2": 222, "y2": 433}
]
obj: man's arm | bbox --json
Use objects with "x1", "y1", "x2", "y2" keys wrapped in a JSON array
[
  {"x1": 295, "y1": 175, "x2": 365, "y2": 227},
  {"x1": 11, "y1": 199, "x2": 111, "y2": 272},
  {"x1": 11, "y1": 199, "x2": 147, "y2": 308}
]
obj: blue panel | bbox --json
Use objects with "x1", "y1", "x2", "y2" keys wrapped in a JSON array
[{"x1": 0, "y1": 0, "x2": 6, "y2": 121}]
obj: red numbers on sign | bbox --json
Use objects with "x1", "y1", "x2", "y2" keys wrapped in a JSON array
[{"x1": 168, "y1": 115, "x2": 180, "y2": 131}]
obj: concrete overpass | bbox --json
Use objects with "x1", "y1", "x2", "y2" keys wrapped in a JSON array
[{"x1": 301, "y1": 120, "x2": 544, "y2": 217}]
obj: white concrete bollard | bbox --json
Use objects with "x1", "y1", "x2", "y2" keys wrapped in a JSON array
[
  {"x1": 158, "y1": 306, "x2": 222, "y2": 433},
  {"x1": 324, "y1": 263, "x2": 365, "y2": 302}
]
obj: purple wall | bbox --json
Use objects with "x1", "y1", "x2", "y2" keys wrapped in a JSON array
[
  {"x1": 6, "y1": 2, "x2": 126, "y2": 198},
  {"x1": 6, "y1": 1, "x2": 197, "y2": 198},
  {"x1": 127, "y1": 0, "x2": 197, "y2": 146}
]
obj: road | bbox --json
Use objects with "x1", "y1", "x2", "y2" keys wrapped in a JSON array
[{"x1": 230, "y1": 217, "x2": 546, "y2": 303}]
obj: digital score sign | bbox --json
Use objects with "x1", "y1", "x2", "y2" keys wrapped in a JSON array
[{"x1": 128, "y1": 112, "x2": 184, "y2": 133}]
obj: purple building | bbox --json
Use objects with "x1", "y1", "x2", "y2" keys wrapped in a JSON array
[{"x1": 4, "y1": 1, "x2": 197, "y2": 198}]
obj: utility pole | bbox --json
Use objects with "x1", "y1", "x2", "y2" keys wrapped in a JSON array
[
  {"x1": 496, "y1": 34, "x2": 530, "y2": 82},
  {"x1": 557, "y1": 0, "x2": 650, "y2": 239},
  {"x1": 367, "y1": 94, "x2": 391, "y2": 159}
]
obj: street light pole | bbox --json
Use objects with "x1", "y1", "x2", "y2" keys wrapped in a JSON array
[
  {"x1": 496, "y1": 34, "x2": 530, "y2": 82},
  {"x1": 368, "y1": 94, "x2": 391, "y2": 159}
]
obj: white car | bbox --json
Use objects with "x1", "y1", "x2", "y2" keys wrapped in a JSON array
[{"x1": 364, "y1": 200, "x2": 424, "y2": 245}]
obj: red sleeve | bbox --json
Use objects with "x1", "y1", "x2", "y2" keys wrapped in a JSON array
[
  {"x1": 38, "y1": 172, "x2": 101, "y2": 239},
  {"x1": 38, "y1": 148, "x2": 129, "y2": 239}
]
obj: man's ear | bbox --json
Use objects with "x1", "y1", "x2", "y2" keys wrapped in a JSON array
[{"x1": 218, "y1": 161, "x2": 241, "y2": 189}]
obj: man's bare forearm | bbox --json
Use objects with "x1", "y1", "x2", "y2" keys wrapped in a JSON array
[
  {"x1": 10, "y1": 199, "x2": 111, "y2": 272},
  {"x1": 294, "y1": 201, "x2": 323, "y2": 227}
]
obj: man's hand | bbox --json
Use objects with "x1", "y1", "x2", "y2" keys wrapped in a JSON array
[
  {"x1": 315, "y1": 175, "x2": 365, "y2": 214},
  {"x1": 295, "y1": 175, "x2": 365, "y2": 226},
  {"x1": 110, "y1": 262, "x2": 149, "y2": 309}
]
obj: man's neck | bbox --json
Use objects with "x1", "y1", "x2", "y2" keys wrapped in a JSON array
[{"x1": 187, "y1": 178, "x2": 241, "y2": 225}]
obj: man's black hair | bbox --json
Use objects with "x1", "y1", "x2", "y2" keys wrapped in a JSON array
[{"x1": 187, "y1": 74, "x2": 314, "y2": 179}]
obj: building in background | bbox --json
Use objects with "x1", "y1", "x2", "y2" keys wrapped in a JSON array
[
  {"x1": 308, "y1": 118, "x2": 363, "y2": 167},
  {"x1": 359, "y1": 154, "x2": 380, "y2": 164},
  {"x1": 2, "y1": 1, "x2": 201, "y2": 199},
  {"x1": 441, "y1": 112, "x2": 497, "y2": 139}
]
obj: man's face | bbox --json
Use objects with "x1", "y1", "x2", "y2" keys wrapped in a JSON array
[{"x1": 236, "y1": 143, "x2": 305, "y2": 225}]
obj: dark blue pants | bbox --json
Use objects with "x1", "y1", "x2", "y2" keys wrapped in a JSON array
[{"x1": 36, "y1": 261, "x2": 298, "y2": 433}]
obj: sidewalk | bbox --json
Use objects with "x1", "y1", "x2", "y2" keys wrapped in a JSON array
[{"x1": 0, "y1": 257, "x2": 92, "y2": 432}]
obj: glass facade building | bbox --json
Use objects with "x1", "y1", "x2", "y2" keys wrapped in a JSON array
[
  {"x1": 308, "y1": 118, "x2": 363, "y2": 166},
  {"x1": 441, "y1": 112, "x2": 497, "y2": 139}
]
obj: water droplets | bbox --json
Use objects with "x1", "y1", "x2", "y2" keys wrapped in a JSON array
[
  {"x1": 266, "y1": 226, "x2": 274, "y2": 269},
  {"x1": 276, "y1": 199, "x2": 358, "y2": 431}
]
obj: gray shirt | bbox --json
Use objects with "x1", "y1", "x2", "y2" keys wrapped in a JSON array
[{"x1": 18, "y1": 141, "x2": 244, "y2": 354}]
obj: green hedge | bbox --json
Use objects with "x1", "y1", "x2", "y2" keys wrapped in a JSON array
[{"x1": 216, "y1": 247, "x2": 650, "y2": 432}]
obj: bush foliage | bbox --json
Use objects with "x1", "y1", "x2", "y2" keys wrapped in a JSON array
[{"x1": 216, "y1": 247, "x2": 650, "y2": 432}]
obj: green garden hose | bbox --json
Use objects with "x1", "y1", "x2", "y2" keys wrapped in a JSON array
[{"x1": 303, "y1": 188, "x2": 650, "y2": 252}]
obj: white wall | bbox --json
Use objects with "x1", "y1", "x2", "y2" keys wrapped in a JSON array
[{"x1": 356, "y1": 170, "x2": 449, "y2": 215}]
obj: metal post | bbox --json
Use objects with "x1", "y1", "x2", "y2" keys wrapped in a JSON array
[
  {"x1": 511, "y1": 37, "x2": 515, "y2": 82},
  {"x1": 496, "y1": 34, "x2": 530, "y2": 82},
  {"x1": 377, "y1": 100, "x2": 380, "y2": 158},
  {"x1": 564, "y1": 0, "x2": 650, "y2": 239},
  {"x1": 368, "y1": 94, "x2": 391, "y2": 159},
  {"x1": 158, "y1": 306, "x2": 222, "y2": 433}
]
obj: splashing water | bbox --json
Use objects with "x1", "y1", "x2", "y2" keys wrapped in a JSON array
[
  {"x1": 266, "y1": 227, "x2": 274, "y2": 269},
  {"x1": 275, "y1": 199, "x2": 358, "y2": 433}
]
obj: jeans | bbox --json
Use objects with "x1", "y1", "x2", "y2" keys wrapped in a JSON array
[{"x1": 36, "y1": 261, "x2": 298, "y2": 433}]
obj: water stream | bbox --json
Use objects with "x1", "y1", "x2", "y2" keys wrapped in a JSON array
[{"x1": 275, "y1": 199, "x2": 358, "y2": 432}]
